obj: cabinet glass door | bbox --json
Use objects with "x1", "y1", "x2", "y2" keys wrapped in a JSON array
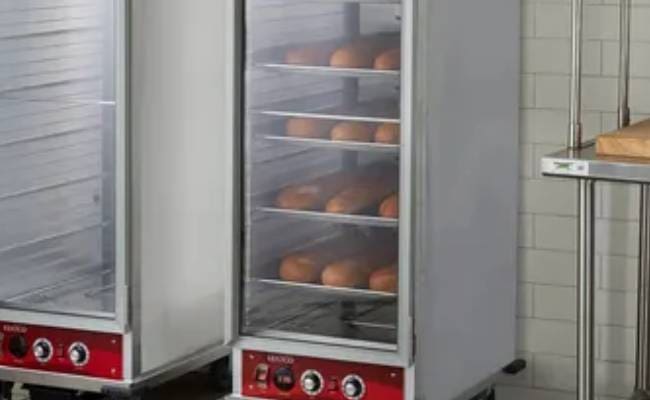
[
  {"x1": 242, "y1": 0, "x2": 404, "y2": 349},
  {"x1": 0, "y1": 0, "x2": 119, "y2": 317}
]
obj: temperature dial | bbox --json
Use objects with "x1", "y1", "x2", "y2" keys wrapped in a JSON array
[
  {"x1": 32, "y1": 339, "x2": 53, "y2": 363},
  {"x1": 342, "y1": 375, "x2": 366, "y2": 400},
  {"x1": 68, "y1": 342, "x2": 90, "y2": 367},
  {"x1": 300, "y1": 370, "x2": 324, "y2": 396}
]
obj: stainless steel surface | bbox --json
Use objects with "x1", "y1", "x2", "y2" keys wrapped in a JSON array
[
  {"x1": 411, "y1": 0, "x2": 519, "y2": 398},
  {"x1": 130, "y1": 0, "x2": 231, "y2": 374},
  {"x1": 260, "y1": 64, "x2": 400, "y2": 79},
  {"x1": 264, "y1": 135, "x2": 400, "y2": 153},
  {"x1": 618, "y1": 0, "x2": 631, "y2": 128},
  {"x1": 577, "y1": 179, "x2": 596, "y2": 400},
  {"x1": 569, "y1": 0, "x2": 584, "y2": 148},
  {"x1": 259, "y1": 207, "x2": 398, "y2": 227},
  {"x1": 638, "y1": 185, "x2": 650, "y2": 392},
  {"x1": 541, "y1": 145, "x2": 650, "y2": 183}
]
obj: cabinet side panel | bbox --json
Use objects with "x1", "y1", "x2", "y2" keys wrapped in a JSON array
[
  {"x1": 130, "y1": 0, "x2": 233, "y2": 372},
  {"x1": 412, "y1": 0, "x2": 519, "y2": 398}
]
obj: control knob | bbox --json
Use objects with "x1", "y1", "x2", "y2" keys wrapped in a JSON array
[
  {"x1": 32, "y1": 339, "x2": 53, "y2": 363},
  {"x1": 342, "y1": 375, "x2": 366, "y2": 399},
  {"x1": 68, "y1": 342, "x2": 90, "y2": 366},
  {"x1": 300, "y1": 370, "x2": 323, "y2": 396}
]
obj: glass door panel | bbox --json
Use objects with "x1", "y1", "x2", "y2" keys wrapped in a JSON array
[
  {"x1": 242, "y1": 0, "x2": 403, "y2": 348},
  {"x1": 0, "y1": 0, "x2": 118, "y2": 317}
]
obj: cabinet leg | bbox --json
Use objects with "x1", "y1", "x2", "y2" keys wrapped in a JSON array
[
  {"x1": 0, "y1": 381, "x2": 13, "y2": 400},
  {"x1": 210, "y1": 356, "x2": 232, "y2": 393}
]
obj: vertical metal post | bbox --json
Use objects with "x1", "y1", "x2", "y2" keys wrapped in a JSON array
[
  {"x1": 618, "y1": 0, "x2": 631, "y2": 129},
  {"x1": 577, "y1": 180, "x2": 596, "y2": 400},
  {"x1": 570, "y1": 0, "x2": 596, "y2": 399},
  {"x1": 569, "y1": 0, "x2": 584, "y2": 149},
  {"x1": 637, "y1": 186, "x2": 650, "y2": 397}
]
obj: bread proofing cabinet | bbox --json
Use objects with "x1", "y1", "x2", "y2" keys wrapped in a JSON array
[
  {"x1": 226, "y1": 0, "x2": 520, "y2": 399},
  {"x1": 0, "y1": 0, "x2": 233, "y2": 396}
]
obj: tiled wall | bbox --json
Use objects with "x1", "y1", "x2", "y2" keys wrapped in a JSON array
[{"x1": 498, "y1": 0, "x2": 650, "y2": 399}]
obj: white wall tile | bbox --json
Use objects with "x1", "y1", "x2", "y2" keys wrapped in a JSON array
[
  {"x1": 520, "y1": 248, "x2": 576, "y2": 286},
  {"x1": 599, "y1": 325, "x2": 635, "y2": 362},
  {"x1": 518, "y1": 318, "x2": 576, "y2": 356},
  {"x1": 600, "y1": 255, "x2": 637, "y2": 291},
  {"x1": 534, "y1": 215, "x2": 577, "y2": 251},
  {"x1": 534, "y1": 285, "x2": 576, "y2": 321}
]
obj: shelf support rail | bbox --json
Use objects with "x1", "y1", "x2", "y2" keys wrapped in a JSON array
[
  {"x1": 569, "y1": 1, "x2": 597, "y2": 400},
  {"x1": 621, "y1": 0, "x2": 650, "y2": 396}
]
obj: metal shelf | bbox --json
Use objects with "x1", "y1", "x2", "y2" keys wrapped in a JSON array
[
  {"x1": 259, "y1": 63, "x2": 400, "y2": 79},
  {"x1": 541, "y1": 143, "x2": 650, "y2": 183},
  {"x1": 252, "y1": 278, "x2": 397, "y2": 299},
  {"x1": 264, "y1": 134, "x2": 399, "y2": 153},
  {"x1": 256, "y1": 0, "x2": 401, "y2": 3},
  {"x1": 259, "y1": 207, "x2": 398, "y2": 228},
  {"x1": 255, "y1": 98, "x2": 400, "y2": 125}
]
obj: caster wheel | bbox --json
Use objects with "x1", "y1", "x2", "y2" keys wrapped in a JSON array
[
  {"x1": 0, "y1": 381, "x2": 13, "y2": 400},
  {"x1": 210, "y1": 356, "x2": 232, "y2": 393}
]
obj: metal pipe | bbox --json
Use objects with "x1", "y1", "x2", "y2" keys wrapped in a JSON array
[
  {"x1": 577, "y1": 179, "x2": 596, "y2": 400},
  {"x1": 637, "y1": 185, "x2": 650, "y2": 395},
  {"x1": 618, "y1": 0, "x2": 631, "y2": 128},
  {"x1": 569, "y1": 0, "x2": 584, "y2": 149}
]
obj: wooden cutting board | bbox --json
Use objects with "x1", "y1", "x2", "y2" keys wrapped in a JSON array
[{"x1": 597, "y1": 119, "x2": 650, "y2": 158}]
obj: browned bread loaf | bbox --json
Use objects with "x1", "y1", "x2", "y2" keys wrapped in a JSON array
[
  {"x1": 374, "y1": 48, "x2": 401, "y2": 70},
  {"x1": 369, "y1": 265, "x2": 398, "y2": 293},
  {"x1": 374, "y1": 123, "x2": 401, "y2": 144},
  {"x1": 330, "y1": 122, "x2": 374, "y2": 142},
  {"x1": 379, "y1": 193, "x2": 399, "y2": 218},
  {"x1": 286, "y1": 118, "x2": 334, "y2": 139}
]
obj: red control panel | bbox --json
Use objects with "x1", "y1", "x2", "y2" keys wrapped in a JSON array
[
  {"x1": 0, "y1": 322, "x2": 123, "y2": 380},
  {"x1": 242, "y1": 350, "x2": 404, "y2": 400}
]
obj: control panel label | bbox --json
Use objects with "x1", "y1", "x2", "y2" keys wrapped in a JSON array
[{"x1": 545, "y1": 159, "x2": 590, "y2": 176}]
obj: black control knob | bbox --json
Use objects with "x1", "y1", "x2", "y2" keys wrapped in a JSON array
[
  {"x1": 8, "y1": 335, "x2": 29, "y2": 359},
  {"x1": 273, "y1": 367, "x2": 295, "y2": 392},
  {"x1": 301, "y1": 370, "x2": 323, "y2": 396},
  {"x1": 342, "y1": 375, "x2": 366, "y2": 399},
  {"x1": 32, "y1": 339, "x2": 53, "y2": 363},
  {"x1": 68, "y1": 342, "x2": 89, "y2": 366}
]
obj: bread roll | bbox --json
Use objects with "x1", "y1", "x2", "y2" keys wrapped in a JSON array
[
  {"x1": 287, "y1": 118, "x2": 334, "y2": 139},
  {"x1": 321, "y1": 258, "x2": 374, "y2": 288},
  {"x1": 279, "y1": 238, "x2": 358, "y2": 283},
  {"x1": 379, "y1": 193, "x2": 399, "y2": 218},
  {"x1": 330, "y1": 122, "x2": 373, "y2": 142},
  {"x1": 374, "y1": 123, "x2": 400, "y2": 144},
  {"x1": 374, "y1": 48, "x2": 401, "y2": 70},
  {"x1": 321, "y1": 245, "x2": 397, "y2": 289},
  {"x1": 369, "y1": 265, "x2": 398, "y2": 293},
  {"x1": 275, "y1": 171, "x2": 360, "y2": 211},
  {"x1": 325, "y1": 166, "x2": 398, "y2": 214},
  {"x1": 330, "y1": 42, "x2": 376, "y2": 69},
  {"x1": 285, "y1": 46, "x2": 331, "y2": 66}
]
